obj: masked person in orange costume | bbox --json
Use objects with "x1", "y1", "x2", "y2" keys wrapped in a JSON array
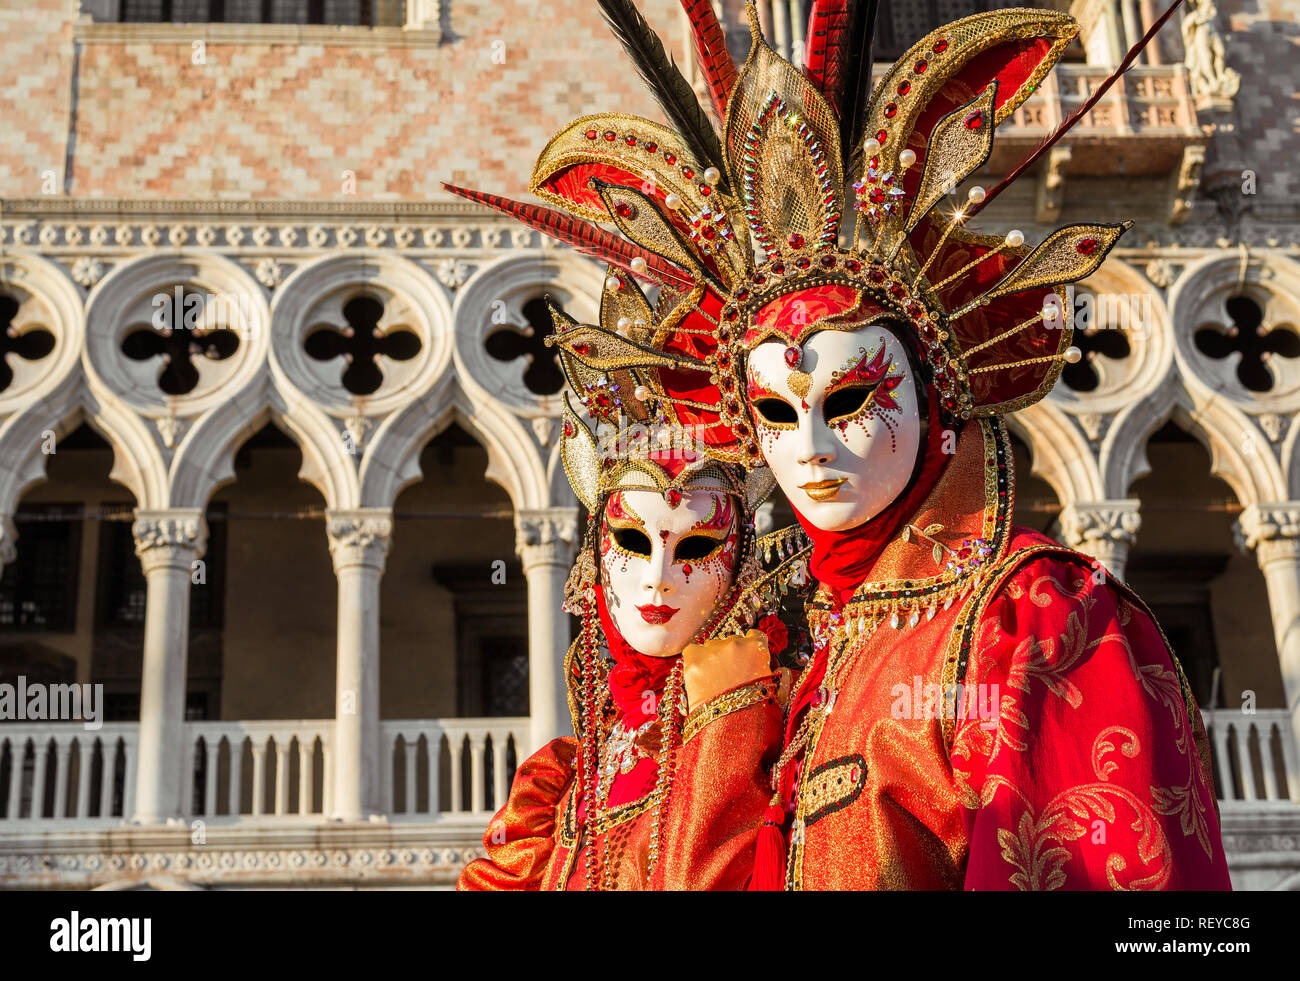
[
  {"x1": 458, "y1": 309, "x2": 810, "y2": 891},
  {"x1": 450, "y1": 0, "x2": 1230, "y2": 889}
]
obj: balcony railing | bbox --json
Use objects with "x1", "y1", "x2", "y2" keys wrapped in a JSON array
[
  {"x1": 2, "y1": 709, "x2": 1294, "y2": 829},
  {"x1": 1202, "y1": 708, "x2": 1299, "y2": 806},
  {"x1": 0, "y1": 717, "x2": 527, "y2": 828}
]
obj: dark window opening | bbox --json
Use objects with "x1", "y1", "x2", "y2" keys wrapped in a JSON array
[
  {"x1": 119, "y1": 0, "x2": 403, "y2": 26},
  {"x1": 0, "y1": 504, "x2": 82, "y2": 632}
]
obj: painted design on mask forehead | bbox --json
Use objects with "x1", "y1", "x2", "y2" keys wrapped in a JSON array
[
  {"x1": 605, "y1": 490, "x2": 642, "y2": 526},
  {"x1": 691, "y1": 494, "x2": 734, "y2": 535}
]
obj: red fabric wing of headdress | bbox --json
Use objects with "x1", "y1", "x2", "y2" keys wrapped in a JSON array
[
  {"x1": 899, "y1": 34, "x2": 1072, "y2": 411},
  {"x1": 655, "y1": 285, "x2": 741, "y2": 458}
]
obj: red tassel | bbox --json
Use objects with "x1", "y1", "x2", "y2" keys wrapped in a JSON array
[{"x1": 748, "y1": 803, "x2": 788, "y2": 891}]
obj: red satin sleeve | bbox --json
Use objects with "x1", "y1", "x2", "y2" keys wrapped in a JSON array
[
  {"x1": 649, "y1": 676, "x2": 783, "y2": 890},
  {"x1": 457, "y1": 737, "x2": 578, "y2": 891},
  {"x1": 950, "y1": 556, "x2": 1232, "y2": 890}
]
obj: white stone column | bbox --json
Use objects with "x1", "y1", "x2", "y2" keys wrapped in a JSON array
[
  {"x1": 131, "y1": 508, "x2": 208, "y2": 824},
  {"x1": 1236, "y1": 505, "x2": 1300, "y2": 747},
  {"x1": 1060, "y1": 499, "x2": 1142, "y2": 583},
  {"x1": 326, "y1": 508, "x2": 393, "y2": 822},
  {"x1": 0, "y1": 516, "x2": 16, "y2": 572},
  {"x1": 515, "y1": 507, "x2": 580, "y2": 754}
]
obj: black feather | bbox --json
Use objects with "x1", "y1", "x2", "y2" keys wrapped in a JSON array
[
  {"x1": 838, "y1": 0, "x2": 881, "y2": 176},
  {"x1": 596, "y1": 0, "x2": 728, "y2": 190}
]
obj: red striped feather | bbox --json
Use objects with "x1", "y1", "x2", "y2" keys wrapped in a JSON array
[
  {"x1": 442, "y1": 183, "x2": 695, "y2": 289},
  {"x1": 678, "y1": 0, "x2": 739, "y2": 121},
  {"x1": 804, "y1": 0, "x2": 851, "y2": 106}
]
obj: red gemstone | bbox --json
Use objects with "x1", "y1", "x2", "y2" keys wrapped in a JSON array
[
  {"x1": 771, "y1": 261, "x2": 785, "y2": 274},
  {"x1": 933, "y1": 38, "x2": 949, "y2": 53},
  {"x1": 718, "y1": 352, "x2": 732, "y2": 369},
  {"x1": 884, "y1": 102, "x2": 897, "y2": 118},
  {"x1": 752, "y1": 273, "x2": 767, "y2": 285},
  {"x1": 915, "y1": 59, "x2": 928, "y2": 74},
  {"x1": 890, "y1": 282, "x2": 905, "y2": 298},
  {"x1": 614, "y1": 201, "x2": 636, "y2": 218},
  {"x1": 724, "y1": 307, "x2": 738, "y2": 321},
  {"x1": 788, "y1": 232, "x2": 806, "y2": 248},
  {"x1": 784, "y1": 346, "x2": 802, "y2": 369},
  {"x1": 603, "y1": 130, "x2": 617, "y2": 141},
  {"x1": 795, "y1": 257, "x2": 811, "y2": 269},
  {"x1": 820, "y1": 254, "x2": 836, "y2": 268},
  {"x1": 746, "y1": 442, "x2": 760, "y2": 456},
  {"x1": 735, "y1": 288, "x2": 750, "y2": 301},
  {"x1": 726, "y1": 398, "x2": 740, "y2": 414},
  {"x1": 1077, "y1": 237, "x2": 1100, "y2": 256},
  {"x1": 665, "y1": 488, "x2": 683, "y2": 508},
  {"x1": 868, "y1": 187, "x2": 887, "y2": 204},
  {"x1": 897, "y1": 80, "x2": 911, "y2": 96},
  {"x1": 682, "y1": 562, "x2": 692, "y2": 575},
  {"x1": 845, "y1": 259, "x2": 862, "y2": 272},
  {"x1": 563, "y1": 419, "x2": 575, "y2": 437},
  {"x1": 868, "y1": 267, "x2": 886, "y2": 283},
  {"x1": 585, "y1": 128, "x2": 598, "y2": 140},
  {"x1": 664, "y1": 153, "x2": 677, "y2": 165},
  {"x1": 876, "y1": 129, "x2": 888, "y2": 144},
  {"x1": 720, "y1": 374, "x2": 735, "y2": 390},
  {"x1": 699, "y1": 184, "x2": 712, "y2": 196},
  {"x1": 645, "y1": 141, "x2": 659, "y2": 152},
  {"x1": 964, "y1": 109, "x2": 984, "y2": 130},
  {"x1": 625, "y1": 135, "x2": 637, "y2": 146},
  {"x1": 701, "y1": 226, "x2": 716, "y2": 239},
  {"x1": 573, "y1": 342, "x2": 590, "y2": 355}
]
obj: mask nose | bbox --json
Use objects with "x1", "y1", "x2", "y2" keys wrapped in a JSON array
[{"x1": 793, "y1": 415, "x2": 838, "y2": 467}]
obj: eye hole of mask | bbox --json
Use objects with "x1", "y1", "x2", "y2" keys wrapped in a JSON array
[
  {"x1": 753, "y1": 397, "x2": 798, "y2": 425},
  {"x1": 612, "y1": 527, "x2": 653, "y2": 557},
  {"x1": 823, "y1": 386, "x2": 873, "y2": 424},
  {"x1": 674, "y1": 534, "x2": 723, "y2": 563}
]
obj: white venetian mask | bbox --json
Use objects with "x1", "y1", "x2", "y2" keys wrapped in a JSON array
[
  {"x1": 746, "y1": 323, "x2": 924, "y2": 532},
  {"x1": 598, "y1": 484, "x2": 739, "y2": 658}
]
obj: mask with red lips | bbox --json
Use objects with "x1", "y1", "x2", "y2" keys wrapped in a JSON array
[{"x1": 598, "y1": 484, "x2": 739, "y2": 658}]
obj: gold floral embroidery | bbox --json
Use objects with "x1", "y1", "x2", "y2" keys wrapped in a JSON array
[{"x1": 984, "y1": 727, "x2": 1173, "y2": 891}]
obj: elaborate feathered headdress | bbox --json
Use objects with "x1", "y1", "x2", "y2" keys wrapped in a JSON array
[{"x1": 446, "y1": 0, "x2": 1182, "y2": 469}]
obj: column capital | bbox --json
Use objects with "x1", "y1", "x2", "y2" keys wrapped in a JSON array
[
  {"x1": 326, "y1": 508, "x2": 393, "y2": 572},
  {"x1": 1235, "y1": 503, "x2": 1300, "y2": 562},
  {"x1": 133, "y1": 508, "x2": 208, "y2": 572},
  {"x1": 1060, "y1": 499, "x2": 1142, "y2": 549},
  {"x1": 515, "y1": 507, "x2": 580, "y2": 570}
]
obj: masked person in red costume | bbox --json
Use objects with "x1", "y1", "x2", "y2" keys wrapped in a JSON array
[{"x1": 449, "y1": 0, "x2": 1230, "y2": 889}]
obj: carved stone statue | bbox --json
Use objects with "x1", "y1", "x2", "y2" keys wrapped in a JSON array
[{"x1": 1181, "y1": 0, "x2": 1241, "y2": 100}]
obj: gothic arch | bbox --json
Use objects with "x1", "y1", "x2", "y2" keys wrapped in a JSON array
[
  {"x1": 1103, "y1": 374, "x2": 1285, "y2": 506},
  {"x1": 1006, "y1": 400, "x2": 1104, "y2": 506},
  {"x1": 360, "y1": 371, "x2": 552, "y2": 512}
]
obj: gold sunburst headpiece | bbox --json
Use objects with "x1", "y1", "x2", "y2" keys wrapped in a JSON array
[{"x1": 446, "y1": 0, "x2": 1180, "y2": 469}]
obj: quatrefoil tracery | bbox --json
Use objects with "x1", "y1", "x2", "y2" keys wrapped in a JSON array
[{"x1": 304, "y1": 294, "x2": 421, "y2": 397}]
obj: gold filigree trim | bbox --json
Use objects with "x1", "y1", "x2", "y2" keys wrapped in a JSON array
[{"x1": 682, "y1": 675, "x2": 779, "y2": 744}]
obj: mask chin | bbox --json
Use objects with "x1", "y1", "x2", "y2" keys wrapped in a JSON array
[{"x1": 747, "y1": 320, "x2": 929, "y2": 533}]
